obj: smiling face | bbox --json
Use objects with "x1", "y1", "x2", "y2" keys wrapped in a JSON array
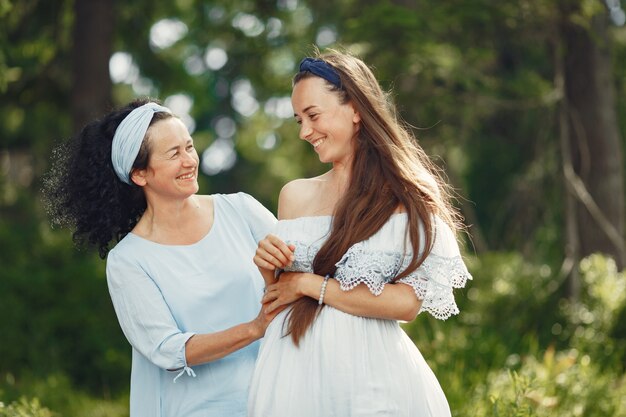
[
  {"x1": 291, "y1": 76, "x2": 361, "y2": 165},
  {"x1": 131, "y1": 117, "x2": 199, "y2": 200}
]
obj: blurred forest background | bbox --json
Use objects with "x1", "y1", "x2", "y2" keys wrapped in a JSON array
[{"x1": 1, "y1": 0, "x2": 626, "y2": 415}]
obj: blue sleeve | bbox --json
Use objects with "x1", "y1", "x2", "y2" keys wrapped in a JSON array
[
  {"x1": 235, "y1": 192, "x2": 277, "y2": 242},
  {"x1": 106, "y1": 249, "x2": 196, "y2": 372}
]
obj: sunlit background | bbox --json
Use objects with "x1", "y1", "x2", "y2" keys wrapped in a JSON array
[{"x1": 1, "y1": 0, "x2": 625, "y2": 415}]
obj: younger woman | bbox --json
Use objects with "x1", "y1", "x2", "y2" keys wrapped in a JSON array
[{"x1": 249, "y1": 52, "x2": 472, "y2": 417}]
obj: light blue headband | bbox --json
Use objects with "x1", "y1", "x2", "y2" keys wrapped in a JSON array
[{"x1": 111, "y1": 102, "x2": 172, "y2": 184}]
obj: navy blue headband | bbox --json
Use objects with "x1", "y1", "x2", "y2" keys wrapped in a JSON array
[{"x1": 299, "y1": 57, "x2": 342, "y2": 88}]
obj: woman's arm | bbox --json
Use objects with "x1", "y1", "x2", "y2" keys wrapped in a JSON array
[
  {"x1": 254, "y1": 234, "x2": 295, "y2": 286},
  {"x1": 257, "y1": 181, "x2": 421, "y2": 322},
  {"x1": 107, "y1": 250, "x2": 282, "y2": 371},
  {"x1": 254, "y1": 226, "x2": 420, "y2": 321},
  {"x1": 185, "y1": 306, "x2": 282, "y2": 366},
  {"x1": 263, "y1": 272, "x2": 422, "y2": 322}
]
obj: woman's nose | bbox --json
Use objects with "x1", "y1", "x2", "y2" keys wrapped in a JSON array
[
  {"x1": 299, "y1": 123, "x2": 313, "y2": 140},
  {"x1": 182, "y1": 150, "x2": 198, "y2": 166}
]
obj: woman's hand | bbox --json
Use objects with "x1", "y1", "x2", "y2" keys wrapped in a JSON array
[
  {"x1": 262, "y1": 272, "x2": 308, "y2": 313},
  {"x1": 254, "y1": 234, "x2": 295, "y2": 271},
  {"x1": 250, "y1": 300, "x2": 287, "y2": 338}
]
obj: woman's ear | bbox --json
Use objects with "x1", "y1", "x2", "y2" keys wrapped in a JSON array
[
  {"x1": 350, "y1": 102, "x2": 361, "y2": 124},
  {"x1": 130, "y1": 169, "x2": 147, "y2": 187}
]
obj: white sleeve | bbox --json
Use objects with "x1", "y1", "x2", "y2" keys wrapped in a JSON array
[{"x1": 396, "y1": 217, "x2": 472, "y2": 320}]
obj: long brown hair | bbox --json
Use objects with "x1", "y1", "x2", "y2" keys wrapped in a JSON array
[{"x1": 285, "y1": 50, "x2": 461, "y2": 346}]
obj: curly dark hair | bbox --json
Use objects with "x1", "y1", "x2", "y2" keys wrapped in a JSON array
[{"x1": 43, "y1": 98, "x2": 173, "y2": 258}]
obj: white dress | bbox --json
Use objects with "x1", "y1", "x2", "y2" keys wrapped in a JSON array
[{"x1": 248, "y1": 213, "x2": 471, "y2": 417}]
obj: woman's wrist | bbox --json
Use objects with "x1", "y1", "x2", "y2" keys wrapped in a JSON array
[
  {"x1": 248, "y1": 318, "x2": 265, "y2": 341},
  {"x1": 318, "y1": 275, "x2": 330, "y2": 305},
  {"x1": 300, "y1": 273, "x2": 324, "y2": 299}
]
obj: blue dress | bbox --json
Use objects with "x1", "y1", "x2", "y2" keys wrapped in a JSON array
[{"x1": 106, "y1": 193, "x2": 276, "y2": 417}]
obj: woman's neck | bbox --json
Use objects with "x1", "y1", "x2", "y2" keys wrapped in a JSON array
[
  {"x1": 328, "y1": 162, "x2": 352, "y2": 196},
  {"x1": 134, "y1": 195, "x2": 209, "y2": 243}
]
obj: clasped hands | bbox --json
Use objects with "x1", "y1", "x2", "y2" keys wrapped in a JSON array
[{"x1": 254, "y1": 234, "x2": 308, "y2": 314}]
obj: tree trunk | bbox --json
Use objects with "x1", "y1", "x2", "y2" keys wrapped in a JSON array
[
  {"x1": 71, "y1": 0, "x2": 114, "y2": 133},
  {"x1": 554, "y1": 34, "x2": 581, "y2": 299},
  {"x1": 560, "y1": 4, "x2": 625, "y2": 273}
]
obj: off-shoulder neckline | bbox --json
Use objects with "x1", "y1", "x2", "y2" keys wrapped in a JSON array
[{"x1": 278, "y1": 212, "x2": 408, "y2": 223}]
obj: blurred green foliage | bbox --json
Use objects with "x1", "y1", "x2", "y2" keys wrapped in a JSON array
[
  {"x1": 0, "y1": 397, "x2": 54, "y2": 417},
  {"x1": 0, "y1": 373, "x2": 128, "y2": 417},
  {"x1": 1, "y1": 0, "x2": 625, "y2": 416},
  {"x1": 404, "y1": 253, "x2": 626, "y2": 417},
  {"x1": 0, "y1": 191, "x2": 130, "y2": 395}
]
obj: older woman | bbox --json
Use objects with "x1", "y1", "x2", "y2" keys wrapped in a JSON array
[{"x1": 45, "y1": 99, "x2": 279, "y2": 417}]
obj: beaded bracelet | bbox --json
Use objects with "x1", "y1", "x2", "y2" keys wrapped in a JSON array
[{"x1": 318, "y1": 275, "x2": 330, "y2": 305}]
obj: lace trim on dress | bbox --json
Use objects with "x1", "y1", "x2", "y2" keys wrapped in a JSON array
[
  {"x1": 334, "y1": 241, "x2": 402, "y2": 294},
  {"x1": 396, "y1": 254, "x2": 471, "y2": 320},
  {"x1": 284, "y1": 239, "x2": 472, "y2": 321},
  {"x1": 334, "y1": 243, "x2": 472, "y2": 321},
  {"x1": 283, "y1": 240, "x2": 320, "y2": 273}
]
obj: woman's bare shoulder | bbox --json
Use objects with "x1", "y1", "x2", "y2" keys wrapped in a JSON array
[{"x1": 278, "y1": 176, "x2": 327, "y2": 220}]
